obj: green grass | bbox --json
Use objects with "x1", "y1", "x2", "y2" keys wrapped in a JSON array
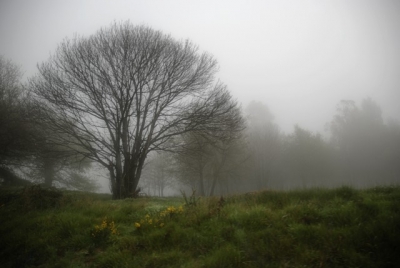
[{"x1": 1, "y1": 185, "x2": 399, "y2": 267}]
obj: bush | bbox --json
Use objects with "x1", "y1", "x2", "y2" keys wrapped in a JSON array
[{"x1": 19, "y1": 185, "x2": 63, "y2": 210}]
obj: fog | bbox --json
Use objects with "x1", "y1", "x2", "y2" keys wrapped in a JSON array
[{"x1": 1, "y1": 0, "x2": 399, "y2": 194}]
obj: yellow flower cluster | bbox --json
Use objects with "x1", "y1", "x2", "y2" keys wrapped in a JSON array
[
  {"x1": 160, "y1": 205, "x2": 184, "y2": 217},
  {"x1": 135, "y1": 214, "x2": 164, "y2": 229},
  {"x1": 91, "y1": 217, "x2": 117, "y2": 238},
  {"x1": 134, "y1": 205, "x2": 184, "y2": 230}
]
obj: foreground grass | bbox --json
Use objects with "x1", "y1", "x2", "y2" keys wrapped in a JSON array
[{"x1": 0, "y1": 186, "x2": 399, "y2": 267}]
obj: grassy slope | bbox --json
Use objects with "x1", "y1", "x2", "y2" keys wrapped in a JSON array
[{"x1": 0, "y1": 186, "x2": 399, "y2": 268}]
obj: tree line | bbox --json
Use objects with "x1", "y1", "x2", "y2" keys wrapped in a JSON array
[
  {"x1": 1, "y1": 21, "x2": 399, "y2": 198},
  {"x1": 140, "y1": 98, "x2": 400, "y2": 196}
]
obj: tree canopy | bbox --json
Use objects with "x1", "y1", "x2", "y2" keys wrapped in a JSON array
[{"x1": 31, "y1": 22, "x2": 242, "y2": 199}]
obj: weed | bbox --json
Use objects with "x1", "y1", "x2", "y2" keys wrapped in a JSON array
[{"x1": 181, "y1": 188, "x2": 200, "y2": 207}]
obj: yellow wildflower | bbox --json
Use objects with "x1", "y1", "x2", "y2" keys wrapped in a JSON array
[
  {"x1": 167, "y1": 206, "x2": 176, "y2": 213},
  {"x1": 109, "y1": 221, "x2": 117, "y2": 234},
  {"x1": 134, "y1": 222, "x2": 141, "y2": 228},
  {"x1": 101, "y1": 219, "x2": 107, "y2": 229}
]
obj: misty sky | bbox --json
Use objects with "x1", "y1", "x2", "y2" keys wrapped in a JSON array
[{"x1": 1, "y1": 0, "x2": 399, "y2": 134}]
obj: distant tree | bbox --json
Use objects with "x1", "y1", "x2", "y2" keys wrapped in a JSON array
[
  {"x1": 176, "y1": 132, "x2": 215, "y2": 196},
  {"x1": 329, "y1": 98, "x2": 396, "y2": 186},
  {"x1": 281, "y1": 126, "x2": 335, "y2": 188},
  {"x1": 330, "y1": 99, "x2": 384, "y2": 152},
  {"x1": 27, "y1": 147, "x2": 99, "y2": 191},
  {"x1": 245, "y1": 101, "x2": 282, "y2": 190},
  {"x1": 385, "y1": 120, "x2": 400, "y2": 184},
  {"x1": 0, "y1": 56, "x2": 36, "y2": 166},
  {"x1": 176, "y1": 98, "x2": 245, "y2": 196},
  {"x1": 139, "y1": 151, "x2": 176, "y2": 196},
  {"x1": 0, "y1": 56, "x2": 22, "y2": 107},
  {"x1": 31, "y1": 22, "x2": 240, "y2": 199},
  {"x1": 60, "y1": 169, "x2": 100, "y2": 192},
  {"x1": 246, "y1": 101, "x2": 275, "y2": 127},
  {"x1": 208, "y1": 133, "x2": 248, "y2": 195},
  {"x1": 0, "y1": 56, "x2": 97, "y2": 190},
  {"x1": 0, "y1": 56, "x2": 38, "y2": 185}
]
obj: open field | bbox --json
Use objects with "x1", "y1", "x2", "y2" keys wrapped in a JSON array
[{"x1": 1, "y1": 185, "x2": 399, "y2": 267}]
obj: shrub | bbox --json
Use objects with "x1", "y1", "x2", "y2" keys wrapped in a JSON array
[{"x1": 20, "y1": 185, "x2": 63, "y2": 210}]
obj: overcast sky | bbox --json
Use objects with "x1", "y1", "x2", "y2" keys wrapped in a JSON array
[{"x1": 1, "y1": 0, "x2": 399, "y2": 134}]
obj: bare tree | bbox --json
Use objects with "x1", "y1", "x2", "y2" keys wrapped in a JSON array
[
  {"x1": 140, "y1": 151, "x2": 176, "y2": 197},
  {"x1": 245, "y1": 101, "x2": 282, "y2": 190},
  {"x1": 31, "y1": 22, "x2": 239, "y2": 199},
  {"x1": 176, "y1": 98, "x2": 245, "y2": 196},
  {"x1": 176, "y1": 132, "x2": 213, "y2": 196}
]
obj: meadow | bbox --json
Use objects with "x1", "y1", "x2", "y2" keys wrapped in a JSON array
[{"x1": 0, "y1": 185, "x2": 399, "y2": 267}]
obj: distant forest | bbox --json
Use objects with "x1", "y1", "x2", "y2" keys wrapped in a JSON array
[{"x1": 141, "y1": 98, "x2": 400, "y2": 196}]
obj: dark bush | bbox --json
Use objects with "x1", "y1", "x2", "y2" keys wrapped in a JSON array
[{"x1": 19, "y1": 185, "x2": 63, "y2": 210}]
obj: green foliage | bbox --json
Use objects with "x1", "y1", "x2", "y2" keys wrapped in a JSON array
[{"x1": 1, "y1": 186, "x2": 400, "y2": 267}]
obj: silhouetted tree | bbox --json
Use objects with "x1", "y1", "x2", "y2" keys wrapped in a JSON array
[{"x1": 31, "y1": 22, "x2": 240, "y2": 199}]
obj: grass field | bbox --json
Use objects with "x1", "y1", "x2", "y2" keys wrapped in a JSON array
[{"x1": 0, "y1": 185, "x2": 399, "y2": 267}]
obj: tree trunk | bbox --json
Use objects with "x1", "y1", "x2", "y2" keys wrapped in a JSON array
[
  {"x1": 209, "y1": 164, "x2": 218, "y2": 196},
  {"x1": 43, "y1": 158, "x2": 55, "y2": 187},
  {"x1": 109, "y1": 166, "x2": 123, "y2": 200},
  {"x1": 198, "y1": 168, "x2": 205, "y2": 196},
  {"x1": 209, "y1": 154, "x2": 226, "y2": 196},
  {"x1": 110, "y1": 153, "x2": 147, "y2": 199},
  {"x1": 129, "y1": 155, "x2": 146, "y2": 195}
]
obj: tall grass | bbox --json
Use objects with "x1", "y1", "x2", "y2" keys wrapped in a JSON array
[{"x1": 0, "y1": 185, "x2": 399, "y2": 267}]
